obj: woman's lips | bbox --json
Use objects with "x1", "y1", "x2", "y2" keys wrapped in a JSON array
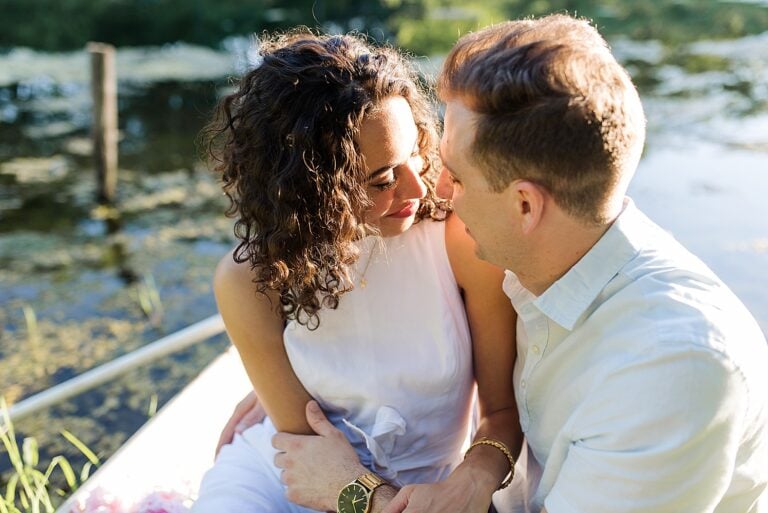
[{"x1": 387, "y1": 201, "x2": 419, "y2": 218}]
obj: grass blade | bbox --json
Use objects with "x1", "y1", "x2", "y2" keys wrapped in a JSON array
[
  {"x1": 60, "y1": 430, "x2": 100, "y2": 465},
  {"x1": 0, "y1": 400, "x2": 21, "y2": 469},
  {"x1": 5, "y1": 474, "x2": 18, "y2": 504},
  {"x1": 46, "y1": 456, "x2": 77, "y2": 490},
  {"x1": 29, "y1": 472, "x2": 54, "y2": 513},
  {"x1": 79, "y1": 461, "x2": 93, "y2": 483},
  {"x1": 22, "y1": 437, "x2": 39, "y2": 468},
  {"x1": 17, "y1": 489, "x2": 28, "y2": 510},
  {"x1": 147, "y1": 393, "x2": 158, "y2": 418}
]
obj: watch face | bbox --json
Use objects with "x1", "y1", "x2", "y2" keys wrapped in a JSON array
[{"x1": 337, "y1": 482, "x2": 369, "y2": 513}]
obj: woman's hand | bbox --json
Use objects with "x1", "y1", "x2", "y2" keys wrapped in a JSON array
[
  {"x1": 215, "y1": 390, "x2": 266, "y2": 457},
  {"x1": 272, "y1": 401, "x2": 370, "y2": 511}
]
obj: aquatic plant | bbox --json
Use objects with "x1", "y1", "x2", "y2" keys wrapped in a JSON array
[
  {"x1": 0, "y1": 399, "x2": 99, "y2": 513},
  {"x1": 21, "y1": 306, "x2": 46, "y2": 380},
  {"x1": 135, "y1": 275, "x2": 164, "y2": 327}
]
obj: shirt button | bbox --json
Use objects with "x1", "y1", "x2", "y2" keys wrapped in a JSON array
[
  {"x1": 521, "y1": 379, "x2": 527, "y2": 389},
  {"x1": 531, "y1": 345, "x2": 540, "y2": 355}
]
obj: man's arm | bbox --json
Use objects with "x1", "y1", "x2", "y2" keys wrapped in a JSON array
[
  {"x1": 541, "y1": 348, "x2": 748, "y2": 513},
  {"x1": 272, "y1": 401, "x2": 399, "y2": 512}
]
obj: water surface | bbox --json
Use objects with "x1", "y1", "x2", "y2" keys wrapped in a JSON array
[{"x1": 1, "y1": 28, "x2": 766, "y2": 479}]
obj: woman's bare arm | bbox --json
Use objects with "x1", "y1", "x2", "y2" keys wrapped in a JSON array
[
  {"x1": 446, "y1": 212, "x2": 521, "y2": 492},
  {"x1": 382, "y1": 215, "x2": 521, "y2": 513},
  {"x1": 213, "y1": 251, "x2": 314, "y2": 435}
]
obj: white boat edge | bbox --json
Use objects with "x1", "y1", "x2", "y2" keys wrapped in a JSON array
[{"x1": 54, "y1": 345, "x2": 252, "y2": 512}]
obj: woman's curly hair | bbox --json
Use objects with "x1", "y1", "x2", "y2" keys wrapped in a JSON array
[{"x1": 205, "y1": 31, "x2": 447, "y2": 329}]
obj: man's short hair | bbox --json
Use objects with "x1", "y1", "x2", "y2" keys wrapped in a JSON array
[{"x1": 438, "y1": 15, "x2": 646, "y2": 224}]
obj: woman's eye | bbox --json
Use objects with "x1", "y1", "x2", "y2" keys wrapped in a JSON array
[
  {"x1": 372, "y1": 177, "x2": 399, "y2": 191},
  {"x1": 370, "y1": 171, "x2": 398, "y2": 191}
]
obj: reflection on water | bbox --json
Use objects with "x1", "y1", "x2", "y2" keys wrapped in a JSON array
[
  {"x1": 630, "y1": 141, "x2": 768, "y2": 331},
  {"x1": 0, "y1": 28, "x2": 767, "y2": 477}
]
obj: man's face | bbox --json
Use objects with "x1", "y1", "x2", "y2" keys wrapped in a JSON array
[{"x1": 440, "y1": 99, "x2": 519, "y2": 269}]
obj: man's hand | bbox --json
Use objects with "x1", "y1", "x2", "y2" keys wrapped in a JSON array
[
  {"x1": 272, "y1": 401, "x2": 369, "y2": 512},
  {"x1": 215, "y1": 390, "x2": 266, "y2": 457},
  {"x1": 382, "y1": 466, "x2": 494, "y2": 513}
]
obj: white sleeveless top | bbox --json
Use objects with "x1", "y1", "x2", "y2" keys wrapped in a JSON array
[{"x1": 283, "y1": 219, "x2": 474, "y2": 486}]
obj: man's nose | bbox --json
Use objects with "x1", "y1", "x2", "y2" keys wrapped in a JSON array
[{"x1": 435, "y1": 168, "x2": 454, "y2": 200}]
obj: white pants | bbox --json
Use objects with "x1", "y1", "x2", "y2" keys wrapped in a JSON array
[{"x1": 192, "y1": 418, "x2": 320, "y2": 513}]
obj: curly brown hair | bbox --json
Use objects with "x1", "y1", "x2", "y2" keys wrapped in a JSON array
[{"x1": 205, "y1": 31, "x2": 446, "y2": 328}]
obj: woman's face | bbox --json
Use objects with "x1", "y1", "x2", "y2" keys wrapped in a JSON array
[{"x1": 358, "y1": 96, "x2": 427, "y2": 237}]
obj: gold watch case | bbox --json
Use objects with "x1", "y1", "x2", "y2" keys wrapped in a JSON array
[{"x1": 336, "y1": 473, "x2": 386, "y2": 513}]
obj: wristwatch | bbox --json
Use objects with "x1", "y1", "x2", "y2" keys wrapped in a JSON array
[{"x1": 336, "y1": 472, "x2": 386, "y2": 513}]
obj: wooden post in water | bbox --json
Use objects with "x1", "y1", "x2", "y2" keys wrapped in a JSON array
[{"x1": 88, "y1": 42, "x2": 118, "y2": 204}]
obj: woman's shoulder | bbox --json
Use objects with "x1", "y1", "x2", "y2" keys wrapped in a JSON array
[
  {"x1": 213, "y1": 250, "x2": 284, "y2": 336},
  {"x1": 213, "y1": 250, "x2": 280, "y2": 305},
  {"x1": 214, "y1": 250, "x2": 251, "y2": 289}
]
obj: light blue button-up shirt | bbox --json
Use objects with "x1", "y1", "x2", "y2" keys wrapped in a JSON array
[{"x1": 500, "y1": 199, "x2": 768, "y2": 513}]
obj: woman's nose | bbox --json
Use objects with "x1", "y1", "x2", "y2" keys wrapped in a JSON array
[{"x1": 397, "y1": 163, "x2": 428, "y2": 200}]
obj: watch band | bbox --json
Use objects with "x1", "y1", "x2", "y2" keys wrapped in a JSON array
[{"x1": 356, "y1": 472, "x2": 386, "y2": 492}]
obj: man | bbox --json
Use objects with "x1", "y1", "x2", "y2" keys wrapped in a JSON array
[{"x1": 236, "y1": 14, "x2": 768, "y2": 513}]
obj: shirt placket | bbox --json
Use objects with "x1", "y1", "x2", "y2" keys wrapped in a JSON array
[{"x1": 517, "y1": 303, "x2": 550, "y2": 433}]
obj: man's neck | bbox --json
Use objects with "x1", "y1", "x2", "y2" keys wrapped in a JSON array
[{"x1": 518, "y1": 208, "x2": 620, "y2": 297}]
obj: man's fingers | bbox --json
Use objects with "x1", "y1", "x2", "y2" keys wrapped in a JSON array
[
  {"x1": 214, "y1": 423, "x2": 236, "y2": 458},
  {"x1": 214, "y1": 391, "x2": 260, "y2": 457},
  {"x1": 305, "y1": 400, "x2": 338, "y2": 437},
  {"x1": 274, "y1": 451, "x2": 288, "y2": 470},
  {"x1": 243, "y1": 404, "x2": 267, "y2": 426},
  {"x1": 234, "y1": 390, "x2": 258, "y2": 415},
  {"x1": 272, "y1": 432, "x2": 295, "y2": 451},
  {"x1": 381, "y1": 487, "x2": 412, "y2": 513}
]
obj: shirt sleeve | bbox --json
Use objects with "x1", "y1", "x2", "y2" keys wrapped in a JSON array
[{"x1": 544, "y1": 345, "x2": 748, "y2": 513}]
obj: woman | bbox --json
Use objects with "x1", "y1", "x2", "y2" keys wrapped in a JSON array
[{"x1": 193, "y1": 32, "x2": 520, "y2": 513}]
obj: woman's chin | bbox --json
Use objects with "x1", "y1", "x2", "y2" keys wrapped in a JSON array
[{"x1": 377, "y1": 214, "x2": 418, "y2": 237}]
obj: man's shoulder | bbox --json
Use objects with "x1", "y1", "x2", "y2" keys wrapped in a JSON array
[
  {"x1": 585, "y1": 242, "x2": 767, "y2": 413},
  {"x1": 596, "y1": 259, "x2": 762, "y2": 353}
]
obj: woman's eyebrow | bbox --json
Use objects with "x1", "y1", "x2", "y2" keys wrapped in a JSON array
[
  {"x1": 367, "y1": 163, "x2": 397, "y2": 179},
  {"x1": 367, "y1": 138, "x2": 419, "y2": 179}
]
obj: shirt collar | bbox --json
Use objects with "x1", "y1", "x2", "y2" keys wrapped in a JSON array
[{"x1": 509, "y1": 198, "x2": 651, "y2": 331}]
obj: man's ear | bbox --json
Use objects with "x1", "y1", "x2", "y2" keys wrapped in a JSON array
[{"x1": 510, "y1": 180, "x2": 546, "y2": 234}]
